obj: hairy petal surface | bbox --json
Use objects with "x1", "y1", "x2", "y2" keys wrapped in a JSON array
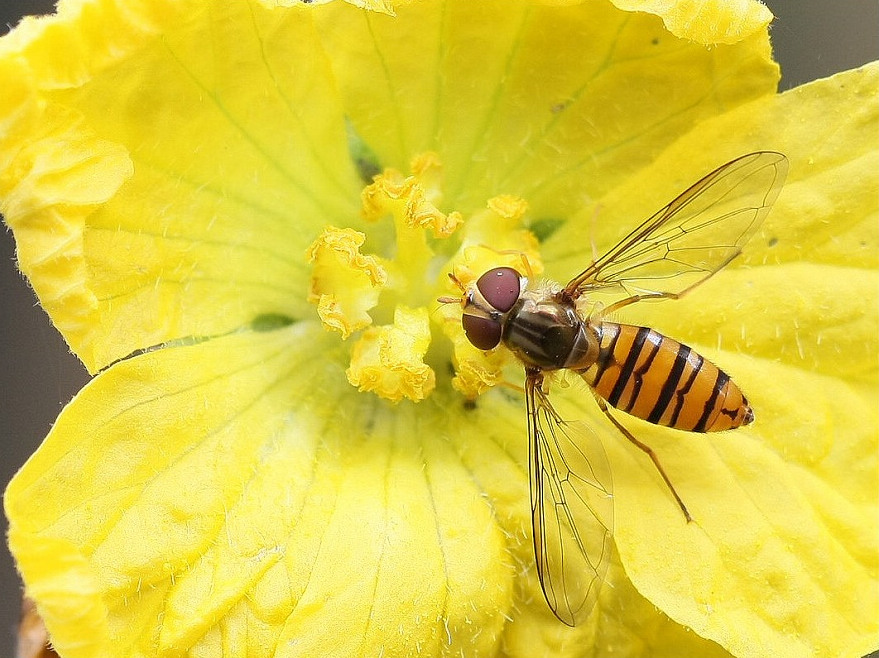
[
  {"x1": 2, "y1": 1, "x2": 875, "y2": 656},
  {"x1": 5, "y1": 324, "x2": 517, "y2": 657},
  {"x1": 314, "y1": 0, "x2": 778, "y2": 219},
  {"x1": 609, "y1": 0, "x2": 774, "y2": 44},
  {"x1": 0, "y1": 1, "x2": 361, "y2": 372},
  {"x1": 545, "y1": 63, "x2": 879, "y2": 658}
]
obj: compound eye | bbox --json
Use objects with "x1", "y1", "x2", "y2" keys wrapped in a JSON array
[
  {"x1": 476, "y1": 267, "x2": 521, "y2": 313},
  {"x1": 462, "y1": 313, "x2": 502, "y2": 350}
]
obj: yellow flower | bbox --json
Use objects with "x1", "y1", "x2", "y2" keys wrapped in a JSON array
[{"x1": 2, "y1": 1, "x2": 877, "y2": 657}]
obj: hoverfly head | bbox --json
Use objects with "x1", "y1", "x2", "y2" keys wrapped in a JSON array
[{"x1": 459, "y1": 267, "x2": 524, "y2": 351}]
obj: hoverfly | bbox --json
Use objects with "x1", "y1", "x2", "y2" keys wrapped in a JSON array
[{"x1": 446, "y1": 151, "x2": 788, "y2": 625}]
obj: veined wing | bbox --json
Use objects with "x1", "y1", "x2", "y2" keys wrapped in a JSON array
[
  {"x1": 526, "y1": 371, "x2": 614, "y2": 626},
  {"x1": 564, "y1": 151, "x2": 788, "y2": 301}
]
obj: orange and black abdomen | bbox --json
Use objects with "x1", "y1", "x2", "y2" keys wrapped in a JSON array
[{"x1": 579, "y1": 323, "x2": 752, "y2": 432}]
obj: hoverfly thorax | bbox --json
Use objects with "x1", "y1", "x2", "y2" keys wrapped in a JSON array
[{"x1": 502, "y1": 290, "x2": 600, "y2": 372}]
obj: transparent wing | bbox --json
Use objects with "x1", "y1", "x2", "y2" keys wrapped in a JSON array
[
  {"x1": 564, "y1": 151, "x2": 788, "y2": 300},
  {"x1": 526, "y1": 371, "x2": 614, "y2": 626}
]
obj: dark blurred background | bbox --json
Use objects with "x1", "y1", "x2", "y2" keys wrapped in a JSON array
[{"x1": 1, "y1": 0, "x2": 877, "y2": 652}]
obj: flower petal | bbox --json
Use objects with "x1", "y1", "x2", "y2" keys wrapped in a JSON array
[
  {"x1": 314, "y1": 0, "x2": 778, "y2": 219},
  {"x1": 6, "y1": 533, "x2": 110, "y2": 658},
  {"x1": 636, "y1": 263, "x2": 878, "y2": 381},
  {"x1": 590, "y1": 355, "x2": 878, "y2": 658},
  {"x1": 0, "y1": 1, "x2": 362, "y2": 372},
  {"x1": 441, "y1": 391, "x2": 743, "y2": 657},
  {"x1": 5, "y1": 325, "x2": 517, "y2": 657},
  {"x1": 538, "y1": 65, "x2": 879, "y2": 658},
  {"x1": 608, "y1": 0, "x2": 774, "y2": 45},
  {"x1": 548, "y1": 64, "x2": 879, "y2": 379}
]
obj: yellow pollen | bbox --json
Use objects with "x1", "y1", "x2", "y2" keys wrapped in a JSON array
[
  {"x1": 308, "y1": 155, "x2": 545, "y2": 404},
  {"x1": 306, "y1": 227, "x2": 387, "y2": 339},
  {"x1": 361, "y1": 152, "x2": 462, "y2": 238},
  {"x1": 487, "y1": 194, "x2": 530, "y2": 220},
  {"x1": 347, "y1": 306, "x2": 436, "y2": 403}
]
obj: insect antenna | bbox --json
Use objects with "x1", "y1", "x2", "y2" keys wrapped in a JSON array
[{"x1": 436, "y1": 272, "x2": 466, "y2": 306}]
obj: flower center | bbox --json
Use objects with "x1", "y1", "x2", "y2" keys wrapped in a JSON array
[{"x1": 307, "y1": 153, "x2": 543, "y2": 403}]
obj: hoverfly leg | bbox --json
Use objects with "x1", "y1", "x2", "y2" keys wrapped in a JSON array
[
  {"x1": 498, "y1": 378, "x2": 527, "y2": 396},
  {"x1": 478, "y1": 247, "x2": 536, "y2": 280},
  {"x1": 598, "y1": 290, "x2": 679, "y2": 317},
  {"x1": 517, "y1": 252, "x2": 536, "y2": 280},
  {"x1": 595, "y1": 397, "x2": 693, "y2": 523}
]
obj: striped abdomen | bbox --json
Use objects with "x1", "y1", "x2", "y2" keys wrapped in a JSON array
[{"x1": 578, "y1": 323, "x2": 752, "y2": 432}]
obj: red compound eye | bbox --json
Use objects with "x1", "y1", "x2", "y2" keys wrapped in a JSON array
[
  {"x1": 476, "y1": 267, "x2": 521, "y2": 312},
  {"x1": 462, "y1": 313, "x2": 502, "y2": 350}
]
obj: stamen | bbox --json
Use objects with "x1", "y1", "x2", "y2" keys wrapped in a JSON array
[
  {"x1": 308, "y1": 155, "x2": 544, "y2": 404},
  {"x1": 347, "y1": 306, "x2": 436, "y2": 403},
  {"x1": 306, "y1": 227, "x2": 387, "y2": 339}
]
